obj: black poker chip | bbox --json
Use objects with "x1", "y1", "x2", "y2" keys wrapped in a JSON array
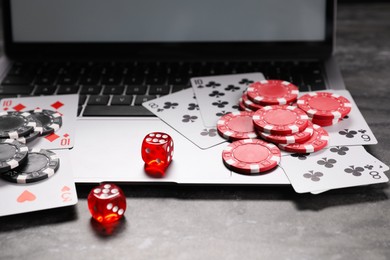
[
  {"x1": 29, "y1": 109, "x2": 62, "y2": 136},
  {"x1": 0, "y1": 111, "x2": 37, "y2": 139},
  {"x1": 16, "y1": 117, "x2": 43, "y2": 144},
  {"x1": 0, "y1": 139, "x2": 29, "y2": 174},
  {"x1": 1, "y1": 148, "x2": 60, "y2": 184}
]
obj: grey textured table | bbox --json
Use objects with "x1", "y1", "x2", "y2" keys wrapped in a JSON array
[{"x1": 1, "y1": 3, "x2": 389, "y2": 260}]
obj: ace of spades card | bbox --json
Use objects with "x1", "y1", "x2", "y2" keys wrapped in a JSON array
[{"x1": 0, "y1": 95, "x2": 78, "y2": 216}]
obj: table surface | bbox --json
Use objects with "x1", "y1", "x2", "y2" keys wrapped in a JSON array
[{"x1": 1, "y1": 3, "x2": 389, "y2": 260}]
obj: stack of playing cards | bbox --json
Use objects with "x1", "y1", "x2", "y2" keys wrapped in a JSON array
[
  {"x1": 0, "y1": 95, "x2": 79, "y2": 216},
  {"x1": 143, "y1": 73, "x2": 389, "y2": 193}
]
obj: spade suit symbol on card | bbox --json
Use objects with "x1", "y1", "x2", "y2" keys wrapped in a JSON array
[{"x1": 17, "y1": 190, "x2": 36, "y2": 203}]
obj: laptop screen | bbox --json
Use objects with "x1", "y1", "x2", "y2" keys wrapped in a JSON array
[{"x1": 10, "y1": 0, "x2": 326, "y2": 43}]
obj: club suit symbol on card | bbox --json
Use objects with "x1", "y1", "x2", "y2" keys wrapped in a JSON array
[
  {"x1": 61, "y1": 186, "x2": 72, "y2": 202},
  {"x1": 17, "y1": 190, "x2": 36, "y2": 203},
  {"x1": 317, "y1": 158, "x2": 337, "y2": 168},
  {"x1": 344, "y1": 165, "x2": 364, "y2": 176},
  {"x1": 303, "y1": 170, "x2": 323, "y2": 182}
]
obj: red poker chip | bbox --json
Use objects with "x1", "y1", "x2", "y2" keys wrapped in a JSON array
[
  {"x1": 278, "y1": 124, "x2": 329, "y2": 153},
  {"x1": 246, "y1": 80, "x2": 299, "y2": 105},
  {"x1": 297, "y1": 92, "x2": 352, "y2": 119},
  {"x1": 217, "y1": 111, "x2": 258, "y2": 141},
  {"x1": 309, "y1": 116, "x2": 341, "y2": 127},
  {"x1": 259, "y1": 121, "x2": 315, "y2": 144},
  {"x1": 241, "y1": 93, "x2": 263, "y2": 111},
  {"x1": 222, "y1": 139, "x2": 281, "y2": 174},
  {"x1": 252, "y1": 105, "x2": 309, "y2": 135},
  {"x1": 238, "y1": 98, "x2": 253, "y2": 112}
]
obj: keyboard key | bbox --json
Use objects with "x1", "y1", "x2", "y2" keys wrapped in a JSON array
[
  {"x1": 35, "y1": 85, "x2": 56, "y2": 95},
  {"x1": 171, "y1": 85, "x2": 186, "y2": 93},
  {"x1": 35, "y1": 76, "x2": 57, "y2": 85},
  {"x1": 148, "y1": 85, "x2": 170, "y2": 95},
  {"x1": 57, "y1": 85, "x2": 80, "y2": 94},
  {"x1": 79, "y1": 95, "x2": 87, "y2": 105},
  {"x1": 145, "y1": 75, "x2": 166, "y2": 85},
  {"x1": 0, "y1": 85, "x2": 34, "y2": 95},
  {"x1": 134, "y1": 95, "x2": 157, "y2": 105},
  {"x1": 1, "y1": 75, "x2": 33, "y2": 85},
  {"x1": 80, "y1": 75, "x2": 100, "y2": 85},
  {"x1": 87, "y1": 95, "x2": 110, "y2": 105},
  {"x1": 111, "y1": 95, "x2": 133, "y2": 105},
  {"x1": 80, "y1": 85, "x2": 102, "y2": 94},
  {"x1": 123, "y1": 75, "x2": 144, "y2": 85},
  {"x1": 103, "y1": 85, "x2": 125, "y2": 95},
  {"x1": 0, "y1": 95, "x2": 17, "y2": 100},
  {"x1": 83, "y1": 105, "x2": 154, "y2": 117},
  {"x1": 126, "y1": 85, "x2": 147, "y2": 95},
  {"x1": 101, "y1": 75, "x2": 122, "y2": 85},
  {"x1": 57, "y1": 75, "x2": 78, "y2": 85}
]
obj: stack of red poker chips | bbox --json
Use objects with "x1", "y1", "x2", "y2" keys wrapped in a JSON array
[
  {"x1": 252, "y1": 105, "x2": 330, "y2": 153},
  {"x1": 238, "y1": 80, "x2": 299, "y2": 112},
  {"x1": 297, "y1": 92, "x2": 352, "y2": 126}
]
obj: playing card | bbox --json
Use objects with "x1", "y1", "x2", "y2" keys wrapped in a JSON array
[
  {"x1": 280, "y1": 145, "x2": 388, "y2": 193},
  {"x1": 0, "y1": 150, "x2": 78, "y2": 217},
  {"x1": 306, "y1": 90, "x2": 378, "y2": 146},
  {"x1": 1, "y1": 95, "x2": 78, "y2": 149},
  {"x1": 142, "y1": 88, "x2": 226, "y2": 149},
  {"x1": 191, "y1": 73, "x2": 265, "y2": 127}
]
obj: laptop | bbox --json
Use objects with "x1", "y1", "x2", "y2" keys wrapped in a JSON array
[{"x1": 0, "y1": 0, "x2": 346, "y2": 184}]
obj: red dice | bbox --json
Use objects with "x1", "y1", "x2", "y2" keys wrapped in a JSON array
[
  {"x1": 87, "y1": 183, "x2": 126, "y2": 224},
  {"x1": 141, "y1": 132, "x2": 174, "y2": 177}
]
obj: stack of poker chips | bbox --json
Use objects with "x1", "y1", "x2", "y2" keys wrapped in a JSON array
[
  {"x1": 0, "y1": 110, "x2": 62, "y2": 183},
  {"x1": 238, "y1": 80, "x2": 299, "y2": 112},
  {"x1": 296, "y1": 92, "x2": 352, "y2": 126},
  {"x1": 217, "y1": 81, "x2": 355, "y2": 174}
]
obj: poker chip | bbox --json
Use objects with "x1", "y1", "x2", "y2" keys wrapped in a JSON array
[
  {"x1": 246, "y1": 80, "x2": 299, "y2": 105},
  {"x1": 278, "y1": 124, "x2": 329, "y2": 153},
  {"x1": 259, "y1": 121, "x2": 315, "y2": 144},
  {"x1": 29, "y1": 109, "x2": 62, "y2": 135},
  {"x1": 217, "y1": 111, "x2": 258, "y2": 141},
  {"x1": 252, "y1": 105, "x2": 309, "y2": 135},
  {"x1": 309, "y1": 116, "x2": 341, "y2": 127},
  {"x1": 1, "y1": 148, "x2": 60, "y2": 184},
  {"x1": 222, "y1": 139, "x2": 281, "y2": 174},
  {"x1": 16, "y1": 119, "x2": 43, "y2": 144},
  {"x1": 0, "y1": 111, "x2": 37, "y2": 139},
  {"x1": 238, "y1": 98, "x2": 252, "y2": 112},
  {"x1": 297, "y1": 92, "x2": 352, "y2": 119},
  {"x1": 241, "y1": 93, "x2": 263, "y2": 111},
  {"x1": 0, "y1": 139, "x2": 29, "y2": 174}
]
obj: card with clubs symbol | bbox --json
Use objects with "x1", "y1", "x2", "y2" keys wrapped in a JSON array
[
  {"x1": 143, "y1": 88, "x2": 226, "y2": 149},
  {"x1": 1, "y1": 94, "x2": 78, "y2": 150},
  {"x1": 307, "y1": 90, "x2": 378, "y2": 146},
  {"x1": 0, "y1": 150, "x2": 78, "y2": 217},
  {"x1": 191, "y1": 73, "x2": 265, "y2": 127},
  {"x1": 280, "y1": 145, "x2": 389, "y2": 193}
]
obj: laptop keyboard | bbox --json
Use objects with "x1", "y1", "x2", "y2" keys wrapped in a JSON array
[{"x1": 0, "y1": 61, "x2": 326, "y2": 117}]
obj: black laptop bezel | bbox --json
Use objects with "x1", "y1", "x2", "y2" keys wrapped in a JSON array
[{"x1": 2, "y1": 0, "x2": 335, "y2": 60}]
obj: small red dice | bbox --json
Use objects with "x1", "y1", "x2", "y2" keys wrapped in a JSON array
[
  {"x1": 141, "y1": 132, "x2": 174, "y2": 177},
  {"x1": 87, "y1": 183, "x2": 126, "y2": 224}
]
